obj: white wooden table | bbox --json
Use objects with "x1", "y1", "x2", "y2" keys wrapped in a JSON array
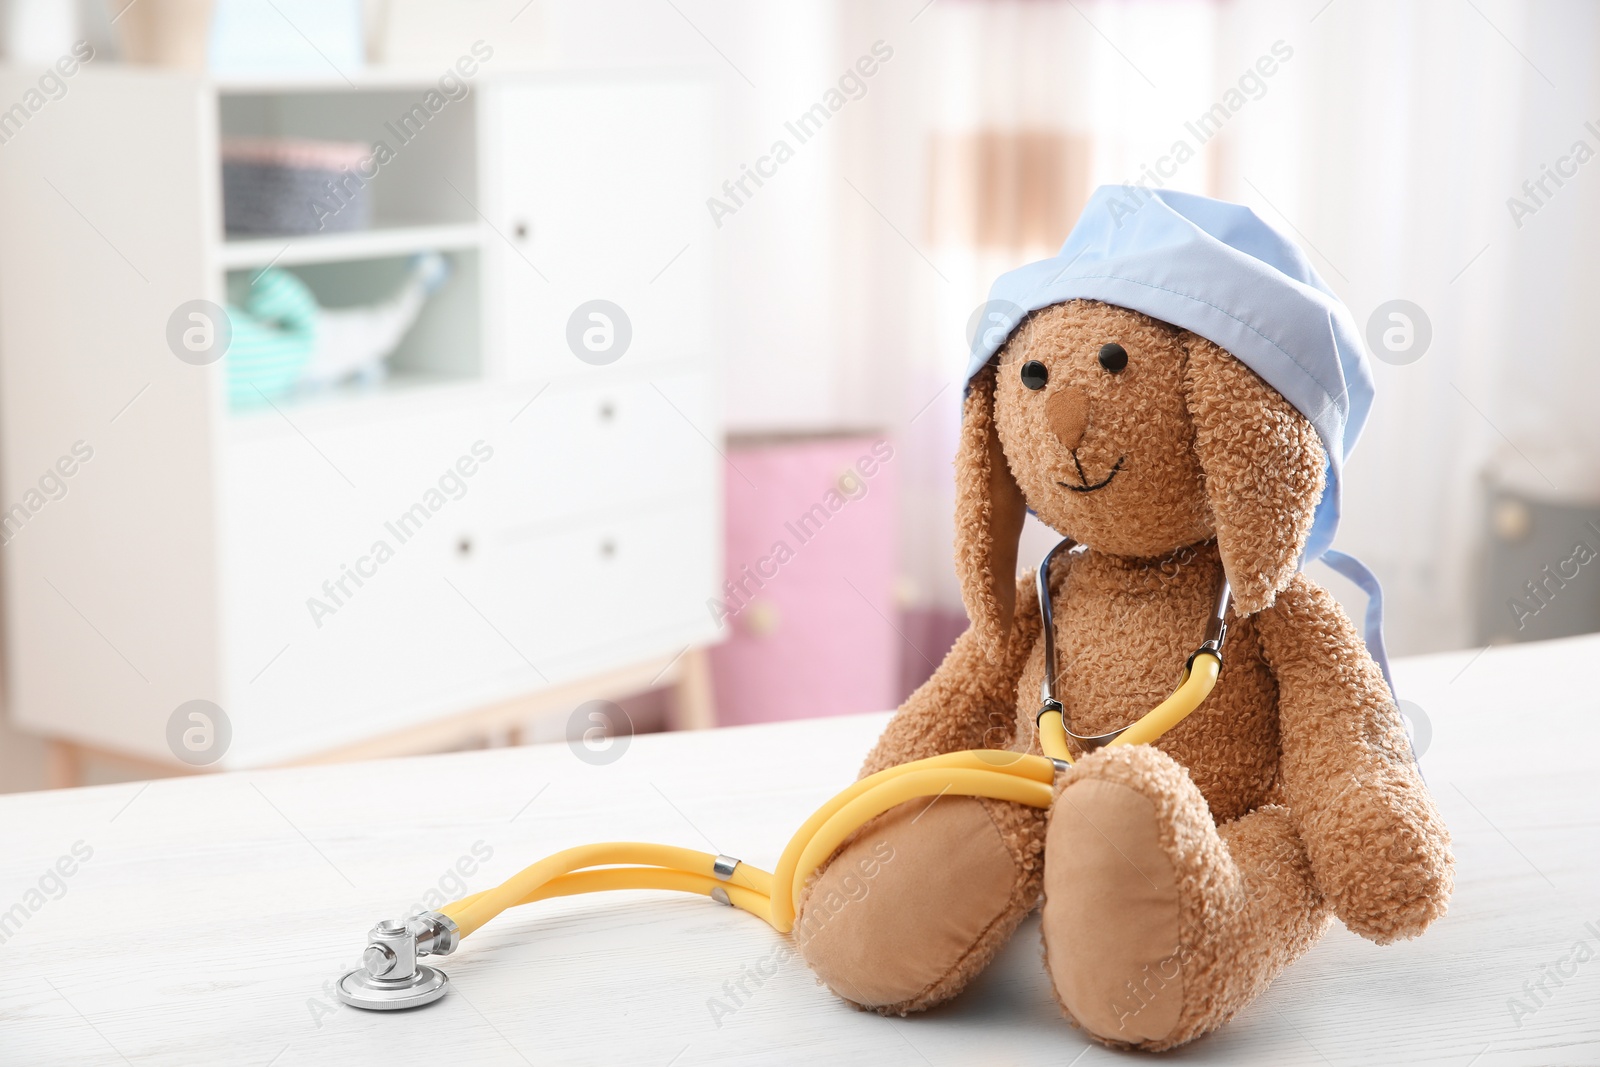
[{"x1": 2, "y1": 636, "x2": 1597, "y2": 1066}]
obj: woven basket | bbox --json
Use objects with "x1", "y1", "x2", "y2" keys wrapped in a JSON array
[{"x1": 221, "y1": 138, "x2": 373, "y2": 236}]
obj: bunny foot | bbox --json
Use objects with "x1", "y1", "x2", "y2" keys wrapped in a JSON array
[{"x1": 1041, "y1": 744, "x2": 1331, "y2": 1050}]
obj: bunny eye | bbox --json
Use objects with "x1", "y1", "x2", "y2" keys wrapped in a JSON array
[
  {"x1": 1098, "y1": 343, "x2": 1128, "y2": 373},
  {"x1": 1019, "y1": 360, "x2": 1049, "y2": 391}
]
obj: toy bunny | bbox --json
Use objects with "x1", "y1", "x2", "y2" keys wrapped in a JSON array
[{"x1": 795, "y1": 187, "x2": 1453, "y2": 1050}]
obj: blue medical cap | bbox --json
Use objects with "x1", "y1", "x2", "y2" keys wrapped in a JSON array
[{"x1": 966, "y1": 185, "x2": 1395, "y2": 695}]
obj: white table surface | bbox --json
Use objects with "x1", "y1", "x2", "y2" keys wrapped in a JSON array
[{"x1": 2, "y1": 634, "x2": 1598, "y2": 1066}]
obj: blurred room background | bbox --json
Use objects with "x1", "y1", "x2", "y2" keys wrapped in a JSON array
[{"x1": 1, "y1": 0, "x2": 1595, "y2": 793}]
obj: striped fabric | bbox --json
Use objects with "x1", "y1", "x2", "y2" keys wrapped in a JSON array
[{"x1": 225, "y1": 269, "x2": 318, "y2": 407}]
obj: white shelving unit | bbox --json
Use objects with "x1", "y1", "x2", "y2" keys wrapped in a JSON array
[
  {"x1": 0, "y1": 66, "x2": 722, "y2": 776},
  {"x1": 217, "y1": 222, "x2": 486, "y2": 269}
]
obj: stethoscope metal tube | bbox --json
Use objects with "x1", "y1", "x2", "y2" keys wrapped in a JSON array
[{"x1": 1035, "y1": 536, "x2": 1232, "y2": 753}]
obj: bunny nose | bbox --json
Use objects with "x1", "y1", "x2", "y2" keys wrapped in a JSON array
[{"x1": 1045, "y1": 385, "x2": 1089, "y2": 451}]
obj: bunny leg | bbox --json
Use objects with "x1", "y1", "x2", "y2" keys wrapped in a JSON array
[
  {"x1": 1041, "y1": 745, "x2": 1331, "y2": 1050},
  {"x1": 795, "y1": 794, "x2": 1047, "y2": 1014}
]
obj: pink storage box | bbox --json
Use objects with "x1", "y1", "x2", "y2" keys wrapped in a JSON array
[{"x1": 710, "y1": 433, "x2": 901, "y2": 725}]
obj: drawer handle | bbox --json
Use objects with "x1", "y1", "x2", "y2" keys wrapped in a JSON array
[
  {"x1": 599, "y1": 538, "x2": 616, "y2": 559},
  {"x1": 598, "y1": 401, "x2": 616, "y2": 422}
]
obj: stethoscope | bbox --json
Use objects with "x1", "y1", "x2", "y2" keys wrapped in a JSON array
[
  {"x1": 336, "y1": 537, "x2": 1233, "y2": 1011},
  {"x1": 1035, "y1": 537, "x2": 1231, "y2": 751}
]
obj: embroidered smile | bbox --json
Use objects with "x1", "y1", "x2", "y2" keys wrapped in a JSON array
[{"x1": 1060, "y1": 454, "x2": 1125, "y2": 493}]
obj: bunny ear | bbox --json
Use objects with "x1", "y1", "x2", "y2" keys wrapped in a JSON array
[
  {"x1": 1180, "y1": 333, "x2": 1328, "y2": 615},
  {"x1": 955, "y1": 363, "x2": 1029, "y2": 657}
]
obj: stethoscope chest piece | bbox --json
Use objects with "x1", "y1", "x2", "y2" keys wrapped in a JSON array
[
  {"x1": 337, "y1": 913, "x2": 458, "y2": 1011},
  {"x1": 337, "y1": 962, "x2": 449, "y2": 1010}
]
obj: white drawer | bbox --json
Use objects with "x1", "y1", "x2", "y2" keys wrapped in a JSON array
[
  {"x1": 454, "y1": 496, "x2": 720, "y2": 682},
  {"x1": 218, "y1": 404, "x2": 507, "y2": 759},
  {"x1": 219, "y1": 408, "x2": 717, "y2": 761},
  {"x1": 488, "y1": 366, "x2": 717, "y2": 531}
]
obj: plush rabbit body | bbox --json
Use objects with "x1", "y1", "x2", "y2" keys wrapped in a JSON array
[{"x1": 794, "y1": 298, "x2": 1453, "y2": 1051}]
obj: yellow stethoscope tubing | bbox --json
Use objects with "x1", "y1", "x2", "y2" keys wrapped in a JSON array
[
  {"x1": 470, "y1": 867, "x2": 775, "y2": 924},
  {"x1": 444, "y1": 842, "x2": 772, "y2": 937},
  {"x1": 1036, "y1": 648, "x2": 1221, "y2": 762},
  {"x1": 440, "y1": 752, "x2": 1058, "y2": 938},
  {"x1": 437, "y1": 538, "x2": 1228, "y2": 945},
  {"x1": 782, "y1": 766, "x2": 1054, "y2": 929},
  {"x1": 767, "y1": 750, "x2": 1054, "y2": 929},
  {"x1": 1107, "y1": 650, "x2": 1220, "y2": 748}
]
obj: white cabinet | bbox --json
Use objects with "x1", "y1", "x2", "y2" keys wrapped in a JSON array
[
  {"x1": 487, "y1": 78, "x2": 714, "y2": 381},
  {"x1": 0, "y1": 68, "x2": 721, "y2": 770}
]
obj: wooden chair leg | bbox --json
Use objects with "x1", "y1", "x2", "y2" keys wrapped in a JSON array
[
  {"x1": 44, "y1": 739, "x2": 83, "y2": 790},
  {"x1": 673, "y1": 647, "x2": 716, "y2": 731}
]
